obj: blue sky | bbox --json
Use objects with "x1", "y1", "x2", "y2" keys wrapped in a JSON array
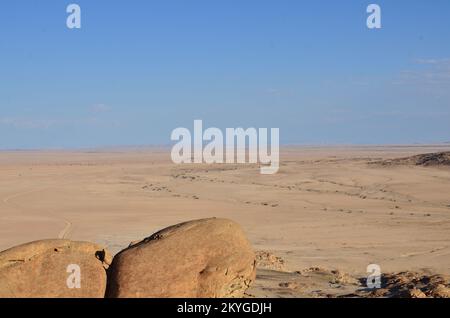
[{"x1": 1, "y1": 0, "x2": 449, "y2": 149}]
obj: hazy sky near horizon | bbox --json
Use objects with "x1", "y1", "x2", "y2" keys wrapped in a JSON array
[{"x1": 1, "y1": 0, "x2": 450, "y2": 149}]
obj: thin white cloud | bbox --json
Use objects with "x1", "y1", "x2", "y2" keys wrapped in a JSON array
[
  {"x1": 0, "y1": 116, "x2": 120, "y2": 129},
  {"x1": 394, "y1": 58, "x2": 450, "y2": 86},
  {"x1": 0, "y1": 117, "x2": 63, "y2": 129},
  {"x1": 90, "y1": 103, "x2": 111, "y2": 113},
  {"x1": 413, "y1": 58, "x2": 450, "y2": 65}
]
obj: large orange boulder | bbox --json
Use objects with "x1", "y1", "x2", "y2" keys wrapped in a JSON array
[
  {"x1": 0, "y1": 239, "x2": 111, "y2": 298},
  {"x1": 107, "y1": 218, "x2": 256, "y2": 298}
]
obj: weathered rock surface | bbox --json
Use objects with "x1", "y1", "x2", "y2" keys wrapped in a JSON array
[
  {"x1": 106, "y1": 218, "x2": 256, "y2": 298},
  {"x1": 0, "y1": 239, "x2": 111, "y2": 298},
  {"x1": 373, "y1": 151, "x2": 450, "y2": 167},
  {"x1": 362, "y1": 271, "x2": 450, "y2": 298}
]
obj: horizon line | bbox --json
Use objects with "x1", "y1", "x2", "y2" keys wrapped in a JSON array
[{"x1": 1, "y1": 142, "x2": 450, "y2": 152}]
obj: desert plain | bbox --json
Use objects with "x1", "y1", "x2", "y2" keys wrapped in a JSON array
[{"x1": 1, "y1": 145, "x2": 449, "y2": 297}]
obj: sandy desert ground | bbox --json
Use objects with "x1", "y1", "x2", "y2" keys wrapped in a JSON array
[{"x1": 1, "y1": 145, "x2": 449, "y2": 297}]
